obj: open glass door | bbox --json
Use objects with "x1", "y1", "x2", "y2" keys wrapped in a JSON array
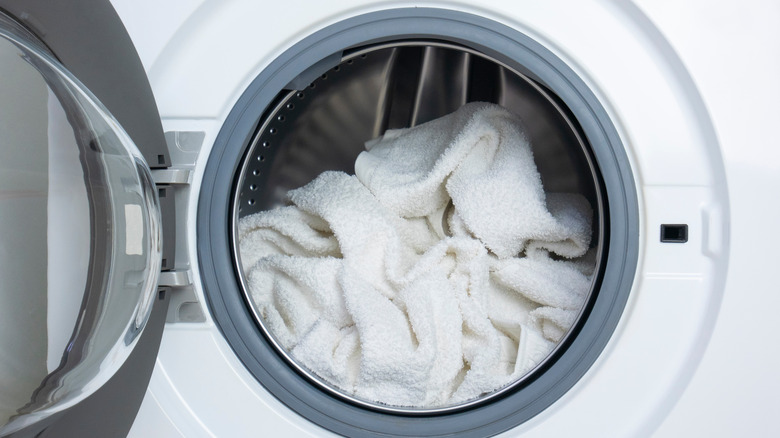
[{"x1": 0, "y1": 12, "x2": 162, "y2": 435}]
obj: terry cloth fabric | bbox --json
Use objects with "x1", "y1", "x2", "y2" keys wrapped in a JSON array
[{"x1": 238, "y1": 102, "x2": 595, "y2": 408}]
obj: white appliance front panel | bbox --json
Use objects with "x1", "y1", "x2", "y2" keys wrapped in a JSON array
[{"x1": 109, "y1": 0, "x2": 777, "y2": 436}]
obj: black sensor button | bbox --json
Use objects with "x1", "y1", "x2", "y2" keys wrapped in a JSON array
[{"x1": 661, "y1": 224, "x2": 688, "y2": 243}]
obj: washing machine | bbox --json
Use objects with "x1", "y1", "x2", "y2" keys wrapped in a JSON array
[{"x1": 1, "y1": 0, "x2": 778, "y2": 436}]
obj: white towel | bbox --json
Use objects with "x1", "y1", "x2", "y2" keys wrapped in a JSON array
[
  {"x1": 355, "y1": 102, "x2": 592, "y2": 259},
  {"x1": 239, "y1": 102, "x2": 595, "y2": 407}
]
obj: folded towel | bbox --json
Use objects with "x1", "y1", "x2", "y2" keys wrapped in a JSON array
[{"x1": 239, "y1": 102, "x2": 595, "y2": 407}]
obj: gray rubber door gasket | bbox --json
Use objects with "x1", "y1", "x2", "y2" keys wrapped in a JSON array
[{"x1": 198, "y1": 8, "x2": 638, "y2": 438}]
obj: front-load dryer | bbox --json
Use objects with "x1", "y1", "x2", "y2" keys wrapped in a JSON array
[{"x1": 1, "y1": 0, "x2": 778, "y2": 437}]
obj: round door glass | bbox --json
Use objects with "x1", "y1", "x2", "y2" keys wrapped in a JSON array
[{"x1": 0, "y1": 14, "x2": 161, "y2": 434}]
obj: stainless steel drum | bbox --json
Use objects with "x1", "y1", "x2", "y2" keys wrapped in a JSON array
[{"x1": 232, "y1": 41, "x2": 604, "y2": 413}]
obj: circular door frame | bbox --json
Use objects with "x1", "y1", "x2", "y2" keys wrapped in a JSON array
[
  {"x1": 197, "y1": 8, "x2": 638, "y2": 437},
  {"x1": 0, "y1": 1, "x2": 171, "y2": 436}
]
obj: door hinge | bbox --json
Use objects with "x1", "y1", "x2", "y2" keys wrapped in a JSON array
[{"x1": 152, "y1": 167, "x2": 191, "y2": 271}]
